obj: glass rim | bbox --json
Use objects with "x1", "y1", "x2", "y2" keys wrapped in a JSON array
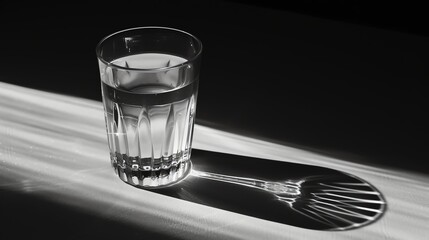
[{"x1": 95, "y1": 26, "x2": 203, "y2": 72}]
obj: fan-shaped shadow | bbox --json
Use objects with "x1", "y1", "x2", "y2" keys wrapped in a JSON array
[{"x1": 130, "y1": 149, "x2": 387, "y2": 231}]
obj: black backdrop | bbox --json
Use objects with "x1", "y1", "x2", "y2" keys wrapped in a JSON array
[{"x1": 1, "y1": 0, "x2": 428, "y2": 174}]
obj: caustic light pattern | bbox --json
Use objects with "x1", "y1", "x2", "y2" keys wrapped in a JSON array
[{"x1": 192, "y1": 170, "x2": 386, "y2": 230}]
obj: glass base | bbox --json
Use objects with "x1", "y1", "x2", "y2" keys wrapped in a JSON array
[{"x1": 112, "y1": 159, "x2": 192, "y2": 189}]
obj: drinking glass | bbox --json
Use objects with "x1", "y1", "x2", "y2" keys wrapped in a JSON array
[{"x1": 96, "y1": 27, "x2": 202, "y2": 188}]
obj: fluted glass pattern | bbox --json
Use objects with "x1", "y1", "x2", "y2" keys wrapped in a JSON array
[
  {"x1": 98, "y1": 55, "x2": 198, "y2": 188},
  {"x1": 96, "y1": 27, "x2": 202, "y2": 188}
]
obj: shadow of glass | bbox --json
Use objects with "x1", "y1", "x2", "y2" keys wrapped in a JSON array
[{"x1": 146, "y1": 149, "x2": 387, "y2": 231}]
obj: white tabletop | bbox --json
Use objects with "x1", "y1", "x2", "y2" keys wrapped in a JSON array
[{"x1": 1, "y1": 81, "x2": 428, "y2": 239}]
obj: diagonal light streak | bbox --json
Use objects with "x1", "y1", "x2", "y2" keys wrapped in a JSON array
[
  {"x1": 312, "y1": 192, "x2": 385, "y2": 204},
  {"x1": 319, "y1": 183, "x2": 382, "y2": 194},
  {"x1": 311, "y1": 196, "x2": 383, "y2": 213}
]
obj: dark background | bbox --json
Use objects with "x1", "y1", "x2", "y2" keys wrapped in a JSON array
[{"x1": 1, "y1": 0, "x2": 428, "y2": 174}]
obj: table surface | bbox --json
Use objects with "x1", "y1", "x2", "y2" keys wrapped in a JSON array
[{"x1": 0, "y1": 1, "x2": 428, "y2": 239}]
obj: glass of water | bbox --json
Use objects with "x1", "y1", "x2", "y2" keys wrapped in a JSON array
[{"x1": 96, "y1": 27, "x2": 202, "y2": 188}]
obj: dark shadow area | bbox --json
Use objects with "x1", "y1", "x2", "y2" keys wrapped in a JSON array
[
  {"x1": 0, "y1": 189, "x2": 178, "y2": 240},
  {"x1": 0, "y1": 148, "x2": 387, "y2": 239},
  {"x1": 229, "y1": 0, "x2": 429, "y2": 36},
  {"x1": 0, "y1": 0, "x2": 427, "y2": 175},
  {"x1": 144, "y1": 149, "x2": 387, "y2": 231}
]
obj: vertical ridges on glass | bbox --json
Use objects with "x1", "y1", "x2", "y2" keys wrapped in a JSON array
[
  {"x1": 113, "y1": 103, "x2": 129, "y2": 157},
  {"x1": 137, "y1": 106, "x2": 153, "y2": 170},
  {"x1": 162, "y1": 104, "x2": 175, "y2": 169}
]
